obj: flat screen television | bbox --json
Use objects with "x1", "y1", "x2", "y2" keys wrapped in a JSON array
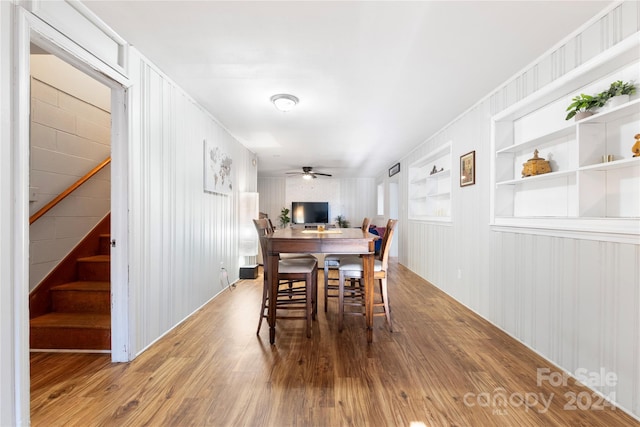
[{"x1": 291, "y1": 202, "x2": 329, "y2": 224}]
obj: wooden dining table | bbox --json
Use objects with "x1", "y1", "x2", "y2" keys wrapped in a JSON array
[{"x1": 265, "y1": 227, "x2": 378, "y2": 344}]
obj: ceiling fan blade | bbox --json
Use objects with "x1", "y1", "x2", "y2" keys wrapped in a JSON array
[{"x1": 285, "y1": 167, "x2": 331, "y2": 178}]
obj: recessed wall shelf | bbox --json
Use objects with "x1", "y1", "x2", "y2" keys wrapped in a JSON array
[
  {"x1": 495, "y1": 170, "x2": 576, "y2": 187},
  {"x1": 490, "y1": 35, "x2": 640, "y2": 242},
  {"x1": 408, "y1": 142, "x2": 452, "y2": 221}
]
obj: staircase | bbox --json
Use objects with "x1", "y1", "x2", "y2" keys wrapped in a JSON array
[{"x1": 30, "y1": 220, "x2": 111, "y2": 351}]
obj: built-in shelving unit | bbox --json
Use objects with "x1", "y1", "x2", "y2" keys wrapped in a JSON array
[
  {"x1": 409, "y1": 142, "x2": 452, "y2": 221},
  {"x1": 490, "y1": 36, "x2": 640, "y2": 242}
]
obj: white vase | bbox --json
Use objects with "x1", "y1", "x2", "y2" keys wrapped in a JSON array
[
  {"x1": 606, "y1": 94, "x2": 630, "y2": 110},
  {"x1": 574, "y1": 111, "x2": 594, "y2": 121}
]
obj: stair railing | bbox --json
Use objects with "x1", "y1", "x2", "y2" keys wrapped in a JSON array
[{"x1": 29, "y1": 156, "x2": 111, "y2": 225}]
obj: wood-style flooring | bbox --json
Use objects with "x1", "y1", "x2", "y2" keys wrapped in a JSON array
[{"x1": 30, "y1": 260, "x2": 639, "y2": 426}]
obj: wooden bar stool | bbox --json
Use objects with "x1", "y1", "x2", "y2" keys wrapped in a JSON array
[
  {"x1": 254, "y1": 219, "x2": 318, "y2": 338},
  {"x1": 323, "y1": 217, "x2": 370, "y2": 311},
  {"x1": 337, "y1": 219, "x2": 397, "y2": 332}
]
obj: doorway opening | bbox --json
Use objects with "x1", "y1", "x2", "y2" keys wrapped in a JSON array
[
  {"x1": 28, "y1": 43, "x2": 113, "y2": 353},
  {"x1": 19, "y1": 26, "x2": 131, "y2": 364},
  {"x1": 389, "y1": 181, "x2": 399, "y2": 257}
]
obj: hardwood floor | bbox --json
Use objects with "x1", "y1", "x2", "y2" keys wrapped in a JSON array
[{"x1": 31, "y1": 260, "x2": 639, "y2": 426}]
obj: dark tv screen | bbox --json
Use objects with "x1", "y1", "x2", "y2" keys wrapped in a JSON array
[{"x1": 291, "y1": 202, "x2": 329, "y2": 224}]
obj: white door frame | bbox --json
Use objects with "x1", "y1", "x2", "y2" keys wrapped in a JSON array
[
  {"x1": 13, "y1": 8, "x2": 132, "y2": 420},
  {"x1": 388, "y1": 179, "x2": 399, "y2": 257}
]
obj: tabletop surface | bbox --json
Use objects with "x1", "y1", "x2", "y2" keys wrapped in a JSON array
[
  {"x1": 266, "y1": 228, "x2": 377, "y2": 255},
  {"x1": 264, "y1": 227, "x2": 379, "y2": 343},
  {"x1": 270, "y1": 227, "x2": 376, "y2": 240}
]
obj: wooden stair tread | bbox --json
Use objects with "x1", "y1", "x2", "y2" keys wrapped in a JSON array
[
  {"x1": 29, "y1": 214, "x2": 111, "y2": 350},
  {"x1": 51, "y1": 281, "x2": 110, "y2": 292},
  {"x1": 77, "y1": 255, "x2": 110, "y2": 263},
  {"x1": 30, "y1": 313, "x2": 111, "y2": 329}
]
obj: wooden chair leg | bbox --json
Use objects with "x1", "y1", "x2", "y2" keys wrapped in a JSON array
[
  {"x1": 380, "y1": 277, "x2": 392, "y2": 332},
  {"x1": 313, "y1": 266, "x2": 318, "y2": 319},
  {"x1": 323, "y1": 262, "x2": 329, "y2": 312},
  {"x1": 338, "y1": 270, "x2": 345, "y2": 332},
  {"x1": 306, "y1": 272, "x2": 313, "y2": 338},
  {"x1": 256, "y1": 279, "x2": 268, "y2": 335}
]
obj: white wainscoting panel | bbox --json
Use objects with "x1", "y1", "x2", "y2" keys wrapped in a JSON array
[
  {"x1": 396, "y1": 3, "x2": 640, "y2": 419},
  {"x1": 128, "y1": 48, "x2": 256, "y2": 355},
  {"x1": 338, "y1": 178, "x2": 376, "y2": 227},
  {"x1": 257, "y1": 176, "x2": 286, "y2": 225}
]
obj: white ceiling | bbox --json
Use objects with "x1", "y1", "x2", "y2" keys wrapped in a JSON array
[{"x1": 84, "y1": 1, "x2": 611, "y2": 178}]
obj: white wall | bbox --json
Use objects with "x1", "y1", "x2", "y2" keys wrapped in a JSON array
[
  {"x1": 30, "y1": 53, "x2": 111, "y2": 111},
  {"x1": 256, "y1": 176, "x2": 286, "y2": 224},
  {"x1": 1, "y1": 3, "x2": 258, "y2": 425},
  {"x1": 0, "y1": 1, "x2": 21, "y2": 424},
  {"x1": 286, "y1": 177, "x2": 340, "y2": 224},
  {"x1": 337, "y1": 177, "x2": 377, "y2": 227},
  {"x1": 389, "y1": 2, "x2": 640, "y2": 419},
  {"x1": 29, "y1": 55, "x2": 111, "y2": 289},
  {"x1": 127, "y1": 48, "x2": 257, "y2": 355},
  {"x1": 257, "y1": 176, "x2": 376, "y2": 228},
  {"x1": 2, "y1": 1, "x2": 638, "y2": 425}
]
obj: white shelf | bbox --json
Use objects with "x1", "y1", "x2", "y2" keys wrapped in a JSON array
[
  {"x1": 492, "y1": 217, "x2": 639, "y2": 244},
  {"x1": 496, "y1": 124, "x2": 574, "y2": 155},
  {"x1": 490, "y1": 39, "x2": 640, "y2": 241},
  {"x1": 425, "y1": 169, "x2": 450, "y2": 180},
  {"x1": 427, "y1": 190, "x2": 451, "y2": 198},
  {"x1": 579, "y1": 156, "x2": 640, "y2": 172},
  {"x1": 410, "y1": 216, "x2": 452, "y2": 224},
  {"x1": 408, "y1": 142, "x2": 452, "y2": 221},
  {"x1": 410, "y1": 176, "x2": 427, "y2": 185},
  {"x1": 496, "y1": 170, "x2": 576, "y2": 186},
  {"x1": 581, "y1": 98, "x2": 640, "y2": 124}
]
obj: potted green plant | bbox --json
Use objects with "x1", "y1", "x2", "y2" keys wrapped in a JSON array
[
  {"x1": 279, "y1": 207, "x2": 290, "y2": 228},
  {"x1": 604, "y1": 80, "x2": 636, "y2": 109},
  {"x1": 335, "y1": 215, "x2": 350, "y2": 228},
  {"x1": 565, "y1": 93, "x2": 606, "y2": 121}
]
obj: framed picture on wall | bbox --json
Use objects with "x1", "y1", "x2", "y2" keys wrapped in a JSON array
[
  {"x1": 388, "y1": 162, "x2": 400, "y2": 177},
  {"x1": 460, "y1": 151, "x2": 475, "y2": 187},
  {"x1": 204, "y1": 139, "x2": 233, "y2": 195}
]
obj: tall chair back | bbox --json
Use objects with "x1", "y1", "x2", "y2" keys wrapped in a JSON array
[
  {"x1": 337, "y1": 218, "x2": 398, "y2": 332},
  {"x1": 323, "y1": 217, "x2": 370, "y2": 311},
  {"x1": 252, "y1": 218, "x2": 318, "y2": 338},
  {"x1": 377, "y1": 219, "x2": 397, "y2": 271}
]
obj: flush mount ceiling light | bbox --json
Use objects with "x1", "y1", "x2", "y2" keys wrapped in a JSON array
[{"x1": 270, "y1": 94, "x2": 299, "y2": 112}]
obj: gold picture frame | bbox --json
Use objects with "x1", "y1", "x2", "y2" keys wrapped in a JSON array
[{"x1": 460, "y1": 151, "x2": 475, "y2": 187}]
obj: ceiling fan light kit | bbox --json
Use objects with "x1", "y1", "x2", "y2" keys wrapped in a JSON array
[
  {"x1": 270, "y1": 94, "x2": 299, "y2": 112},
  {"x1": 286, "y1": 166, "x2": 332, "y2": 179}
]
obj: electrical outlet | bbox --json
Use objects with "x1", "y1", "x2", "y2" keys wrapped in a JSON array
[{"x1": 457, "y1": 269, "x2": 462, "y2": 279}]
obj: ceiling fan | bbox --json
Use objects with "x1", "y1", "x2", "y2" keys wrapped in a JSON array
[{"x1": 286, "y1": 166, "x2": 332, "y2": 179}]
